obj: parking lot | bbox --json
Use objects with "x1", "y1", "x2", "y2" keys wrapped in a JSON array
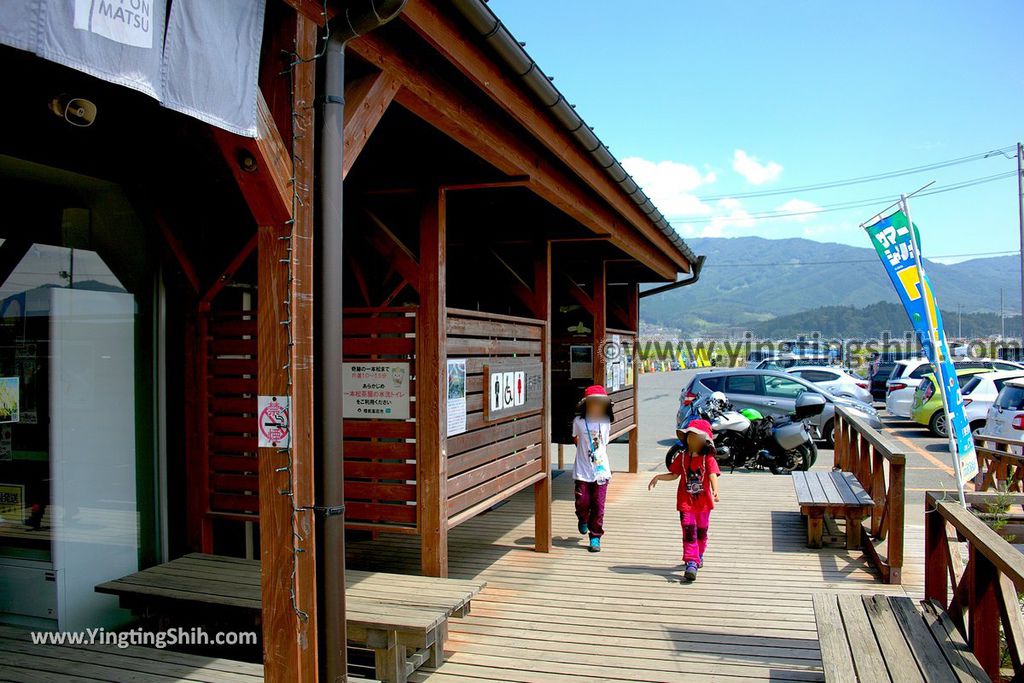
[{"x1": 610, "y1": 369, "x2": 961, "y2": 526}]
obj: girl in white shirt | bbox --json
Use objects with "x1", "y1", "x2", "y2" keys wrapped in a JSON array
[{"x1": 572, "y1": 385, "x2": 614, "y2": 552}]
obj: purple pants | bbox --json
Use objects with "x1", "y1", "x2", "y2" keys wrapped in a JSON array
[
  {"x1": 574, "y1": 480, "x2": 608, "y2": 538},
  {"x1": 680, "y1": 509, "x2": 711, "y2": 562}
]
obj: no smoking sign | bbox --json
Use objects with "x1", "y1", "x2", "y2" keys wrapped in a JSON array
[{"x1": 258, "y1": 395, "x2": 291, "y2": 448}]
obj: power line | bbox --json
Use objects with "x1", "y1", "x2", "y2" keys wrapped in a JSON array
[
  {"x1": 708, "y1": 249, "x2": 1019, "y2": 268},
  {"x1": 670, "y1": 171, "x2": 1017, "y2": 224},
  {"x1": 697, "y1": 145, "x2": 1016, "y2": 201}
]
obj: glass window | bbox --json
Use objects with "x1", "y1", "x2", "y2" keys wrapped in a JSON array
[
  {"x1": 700, "y1": 376, "x2": 723, "y2": 392},
  {"x1": 802, "y1": 370, "x2": 838, "y2": 383},
  {"x1": 996, "y1": 385, "x2": 1024, "y2": 411},
  {"x1": 961, "y1": 376, "x2": 983, "y2": 395},
  {"x1": 909, "y1": 365, "x2": 932, "y2": 379},
  {"x1": 993, "y1": 362, "x2": 1022, "y2": 372},
  {"x1": 763, "y1": 375, "x2": 809, "y2": 399},
  {"x1": 725, "y1": 374, "x2": 758, "y2": 394}
]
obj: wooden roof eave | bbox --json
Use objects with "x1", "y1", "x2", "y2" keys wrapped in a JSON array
[
  {"x1": 347, "y1": 32, "x2": 680, "y2": 282},
  {"x1": 397, "y1": 0, "x2": 692, "y2": 276}
]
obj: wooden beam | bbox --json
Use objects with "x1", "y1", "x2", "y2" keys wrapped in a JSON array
[
  {"x1": 347, "y1": 34, "x2": 679, "y2": 280},
  {"x1": 563, "y1": 274, "x2": 595, "y2": 316},
  {"x1": 343, "y1": 70, "x2": 401, "y2": 178},
  {"x1": 154, "y1": 214, "x2": 200, "y2": 295},
  {"x1": 213, "y1": 91, "x2": 293, "y2": 227},
  {"x1": 199, "y1": 234, "x2": 258, "y2": 311},
  {"x1": 363, "y1": 209, "x2": 421, "y2": 292},
  {"x1": 490, "y1": 249, "x2": 535, "y2": 314},
  {"x1": 257, "y1": 14, "x2": 318, "y2": 683},
  {"x1": 593, "y1": 262, "x2": 607, "y2": 387},
  {"x1": 628, "y1": 284, "x2": 639, "y2": 474},
  {"x1": 534, "y1": 242, "x2": 552, "y2": 553},
  {"x1": 280, "y1": 0, "x2": 331, "y2": 26},
  {"x1": 417, "y1": 188, "x2": 449, "y2": 577},
  {"x1": 400, "y1": 0, "x2": 691, "y2": 274}
]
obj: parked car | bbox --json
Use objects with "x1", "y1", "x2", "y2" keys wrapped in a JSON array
[
  {"x1": 886, "y1": 358, "x2": 1024, "y2": 419},
  {"x1": 978, "y1": 379, "x2": 1024, "y2": 449},
  {"x1": 745, "y1": 350, "x2": 772, "y2": 368},
  {"x1": 960, "y1": 370, "x2": 1024, "y2": 433},
  {"x1": 910, "y1": 367, "x2": 993, "y2": 437},
  {"x1": 754, "y1": 354, "x2": 832, "y2": 370},
  {"x1": 786, "y1": 366, "x2": 872, "y2": 404},
  {"x1": 681, "y1": 368, "x2": 881, "y2": 447}
]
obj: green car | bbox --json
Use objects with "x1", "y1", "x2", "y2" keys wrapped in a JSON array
[{"x1": 911, "y1": 367, "x2": 992, "y2": 437}]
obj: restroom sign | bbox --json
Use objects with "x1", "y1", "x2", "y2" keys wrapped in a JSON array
[
  {"x1": 258, "y1": 396, "x2": 291, "y2": 448},
  {"x1": 483, "y1": 359, "x2": 543, "y2": 421}
]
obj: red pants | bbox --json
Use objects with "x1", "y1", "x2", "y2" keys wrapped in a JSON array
[
  {"x1": 574, "y1": 480, "x2": 607, "y2": 538},
  {"x1": 680, "y1": 509, "x2": 711, "y2": 562}
]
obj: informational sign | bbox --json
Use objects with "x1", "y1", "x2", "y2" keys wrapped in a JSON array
[
  {"x1": 0, "y1": 483, "x2": 24, "y2": 523},
  {"x1": 0, "y1": 425, "x2": 11, "y2": 461},
  {"x1": 569, "y1": 345, "x2": 593, "y2": 380},
  {"x1": 342, "y1": 362, "x2": 410, "y2": 420},
  {"x1": 0, "y1": 378, "x2": 19, "y2": 424},
  {"x1": 446, "y1": 359, "x2": 467, "y2": 437},
  {"x1": 865, "y1": 206, "x2": 979, "y2": 488},
  {"x1": 257, "y1": 395, "x2": 290, "y2": 448},
  {"x1": 484, "y1": 359, "x2": 543, "y2": 421}
]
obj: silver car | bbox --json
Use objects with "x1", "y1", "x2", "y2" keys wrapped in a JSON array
[
  {"x1": 786, "y1": 366, "x2": 872, "y2": 404},
  {"x1": 681, "y1": 368, "x2": 882, "y2": 447}
]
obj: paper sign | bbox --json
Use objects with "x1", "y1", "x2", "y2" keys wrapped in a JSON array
[
  {"x1": 342, "y1": 362, "x2": 410, "y2": 420},
  {"x1": 0, "y1": 378, "x2": 19, "y2": 424},
  {"x1": 257, "y1": 395, "x2": 290, "y2": 448},
  {"x1": 447, "y1": 359, "x2": 467, "y2": 437},
  {"x1": 0, "y1": 483, "x2": 24, "y2": 523}
]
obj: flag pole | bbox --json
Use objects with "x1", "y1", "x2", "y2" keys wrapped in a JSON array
[{"x1": 903, "y1": 194, "x2": 966, "y2": 506}]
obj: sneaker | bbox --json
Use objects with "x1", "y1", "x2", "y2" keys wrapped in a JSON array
[
  {"x1": 698, "y1": 556, "x2": 704, "y2": 569},
  {"x1": 578, "y1": 521, "x2": 589, "y2": 535},
  {"x1": 683, "y1": 561, "x2": 698, "y2": 582},
  {"x1": 588, "y1": 537, "x2": 601, "y2": 553}
]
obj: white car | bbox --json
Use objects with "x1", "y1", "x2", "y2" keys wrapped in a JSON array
[
  {"x1": 885, "y1": 358, "x2": 1024, "y2": 419},
  {"x1": 979, "y1": 379, "x2": 1024, "y2": 450},
  {"x1": 786, "y1": 366, "x2": 872, "y2": 404},
  {"x1": 961, "y1": 370, "x2": 1024, "y2": 431}
]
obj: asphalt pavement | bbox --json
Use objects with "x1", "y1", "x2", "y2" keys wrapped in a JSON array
[{"x1": 603, "y1": 369, "x2": 960, "y2": 530}]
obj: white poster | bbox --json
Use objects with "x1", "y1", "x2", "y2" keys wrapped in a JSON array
[
  {"x1": 343, "y1": 362, "x2": 410, "y2": 420},
  {"x1": 447, "y1": 359, "x2": 467, "y2": 437}
]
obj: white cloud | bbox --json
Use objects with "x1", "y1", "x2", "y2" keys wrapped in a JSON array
[
  {"x1": 775, "y1": 198, "x2": 823, "y2": 222},
  {"x1": 733, "y1": 150, "x2": 782, "y2": 185},
  {"x1": 621, "y1": 156, "x2": 716, "y2": 218}
]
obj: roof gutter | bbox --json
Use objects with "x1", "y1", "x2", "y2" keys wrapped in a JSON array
[
  {"x1": 450, "y1": 0, "x2": 700, "y2": 272},
  {"x1": 639, "y1": 254, "x2": 706, "y2": 298}
]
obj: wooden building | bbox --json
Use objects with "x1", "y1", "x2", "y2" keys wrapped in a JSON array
[{"x1": 0, "y1": 1, "x2": 699, "y2": 681}]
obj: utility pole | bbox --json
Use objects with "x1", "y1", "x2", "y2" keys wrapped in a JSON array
[{"x1": 1018, "y1": 142, "x2": 1024, "y2": 340}]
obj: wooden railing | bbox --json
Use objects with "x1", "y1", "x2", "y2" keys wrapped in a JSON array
[
  {"x1": 833, "y1": 407, "x2": 907, "y2": 584},
  {"x1": 974, "y1": 433, "x2": 1024, "y2": 492},
  {"x1": 925, "y1": 490, "x2": 1024, "y2": 680}
]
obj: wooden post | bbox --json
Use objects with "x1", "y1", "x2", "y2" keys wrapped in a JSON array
[
  {"x1": 870, "y1": 448, "x2": 884, "y2": 537},
  {"x1": 533, "y1": 242, "x2": 552, "y2": 553},
  {"x1": 969, "y1": 547, "x2": 1002, "y2": 679},
  {"x1": 592, "y1": 262, "x2": 607, "y2": 387},
  {"x1": 417, "y1": 188, "x2": 449, "y2": 577},
  {"x1": 887, "y1": 459, "x2": 905, "y2": 585},
  {"x1": 924, "y1": 496, "x2": 948, "y2": 607},
  {"x1": 628, "y1": 284, "x2": 639, "y2": 474}
]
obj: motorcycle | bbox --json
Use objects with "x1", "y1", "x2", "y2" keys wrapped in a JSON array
[{"x1": 674, "y1": 391, "x2": 824, "y2": 474}]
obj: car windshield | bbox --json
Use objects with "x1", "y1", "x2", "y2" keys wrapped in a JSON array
[{"x1": 996, "y1": 385, "x2": 1024, "y2": 411}]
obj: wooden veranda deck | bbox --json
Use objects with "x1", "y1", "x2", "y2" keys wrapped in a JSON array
[{"x1": 348, "y1": 466, "x2": 926, "y2": 683}]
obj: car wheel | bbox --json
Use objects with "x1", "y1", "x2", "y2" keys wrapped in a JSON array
[
  {"x1": 970, "y1": 420, "x2": 986, "y2": 435},
  {"x1": 929, "y1": 411, "x2": 947, "y2": 438},
  {"x1": 821, "y1": 418, "x2": 835, "y2": 448}
]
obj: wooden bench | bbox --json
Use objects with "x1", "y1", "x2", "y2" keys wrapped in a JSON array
[
  {"x1": 792, "y1": 470, "x2": 873, "y2": 549},
  {"x1": 813, "y1": 593, "x2": 987, "y2": 682},
  {"x1": 95, "y1": 553, "x2": 485, "y2": 683}
]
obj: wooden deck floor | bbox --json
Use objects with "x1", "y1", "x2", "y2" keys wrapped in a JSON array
[{"x1": 348, "y1": 468, "x2": 926, "y2": 683}]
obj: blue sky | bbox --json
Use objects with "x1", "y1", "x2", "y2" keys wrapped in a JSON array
[{"x1": 489, "y1": 0, "x2": 1024, "y2": 262}]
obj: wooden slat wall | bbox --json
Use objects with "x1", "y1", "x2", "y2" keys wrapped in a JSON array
[
  {"x1": 205, "y1": 310, "x2": 260, "y2": 519},
  {"x1": 445, "y1": 309, "x2": 546, "y2": 524},
  {"x1": 343, "y1": 307, "x2": 418, "y2": 531}
]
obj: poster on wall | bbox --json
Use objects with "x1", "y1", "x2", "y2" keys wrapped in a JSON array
[
  {"x1": 0, "y1": 377, "x2": 19, "y2": 424},
  {"x1": 569, "y1": 345, "x2": 593, "y2": 380},
  {"x1": 447, "y1": 359, "x2": 467, "y2": 436},
  {"x1": 342, "y1": 362, "x2": 411, "y2": 420},
  {"x1": 0, "y1": 483, "x2": 24, "y2": 523}
]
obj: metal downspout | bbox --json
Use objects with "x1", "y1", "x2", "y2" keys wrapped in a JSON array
[
  {"x1": 318, "y1": 2, "x2": 405, "y2": 681},
  {"x1": 639, "y1": 255, "x2": 706, "y2": 298}
]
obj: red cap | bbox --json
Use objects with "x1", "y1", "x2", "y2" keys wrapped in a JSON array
[
  {"x1": 583, "y1": 385, "x2": 609, "y2": 400},
  {"x1": 679, "y1": 418, "x2": 714, "y2": 442}
]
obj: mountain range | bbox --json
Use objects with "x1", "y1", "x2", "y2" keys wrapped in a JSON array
[{"x1": 641, "y1": 236, "x2": 1022, "y2": 336}]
